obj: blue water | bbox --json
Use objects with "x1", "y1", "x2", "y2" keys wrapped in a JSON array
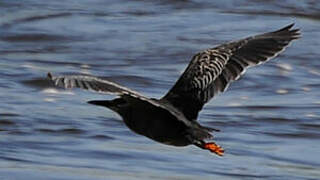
[{"x1": 1, "y1": 0, "x2": 320, "y2": 179}]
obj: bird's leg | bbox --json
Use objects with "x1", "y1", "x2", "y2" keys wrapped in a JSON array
[
  {"x1": 194, "y1": 140, "x2": 224, "y2": 156},
  {"x1": 187, "y1": 136, "x2": 224, "y2": 156},
  {"x1": 203, "y1": 141, "x2": 224, "y2": 156}
]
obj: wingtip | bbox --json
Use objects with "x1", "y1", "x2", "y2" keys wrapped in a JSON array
[
  {"x1": 292, "y1": 28, "x2": 302, "y2": 39},
  {"x1": 275, "y1": 23, "x2": 301, "y2": 39},
  {"x1": 287, "y1": 23, "x2": 295, "y2": 29},
  {"x1": 278, "y1": 23, "x2": 295, "y2": 32}
]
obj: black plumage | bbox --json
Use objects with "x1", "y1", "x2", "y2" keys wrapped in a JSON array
[{"x1": 48, "y1": 24, "x2": 300, "y2": 155}]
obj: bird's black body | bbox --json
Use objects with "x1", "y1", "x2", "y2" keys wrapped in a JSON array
[
  {"x1": 48, "y1": 24, "x2": 300, "y2": 155},
  {"x1": 88, "y1": 96, "x2": 212, "y2": 147}
]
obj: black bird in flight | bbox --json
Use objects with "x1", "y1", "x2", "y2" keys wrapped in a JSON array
[{"x1": 48, "y1": 24, "x2": 300, "y2": 156}]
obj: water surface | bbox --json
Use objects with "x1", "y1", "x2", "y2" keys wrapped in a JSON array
[{"x1": 1, "y1": 0, "x2": 320, "y2": 179}]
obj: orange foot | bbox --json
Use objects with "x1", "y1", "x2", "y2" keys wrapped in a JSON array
[{"x1": 204, "y1": 142, "x2": 224, "y2": 156}]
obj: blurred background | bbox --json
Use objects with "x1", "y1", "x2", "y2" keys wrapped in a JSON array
[{"x1": 0, "y1": 0, "x2": 319, "y2": 179}]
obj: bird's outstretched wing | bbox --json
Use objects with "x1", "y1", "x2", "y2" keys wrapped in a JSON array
[
  {"x1": 47, "y1": 73, "x2": 192, "y2": 125},
  {"x1": 47, "y1": 72, "x2": 143, "y2": 97},
  {"x1": 162, "y1": 24, "x2": 301, "y2": 121}
]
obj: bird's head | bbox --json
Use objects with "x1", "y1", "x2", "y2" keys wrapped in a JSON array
[{"x1": 88, "y1": 98, "x2": 130, "y2": 117}]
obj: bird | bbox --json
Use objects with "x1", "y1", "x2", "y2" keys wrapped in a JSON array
[{"x1": 48, "y1": 24, "x2": 300, "y2": 156}]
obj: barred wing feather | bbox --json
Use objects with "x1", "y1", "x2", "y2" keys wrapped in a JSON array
[
  {"x1": 162, "y1": 24, "x2": 300, "y2": 120},
  {"x1": 47, "y1": 73, "x2": 144, "y2": 97}
]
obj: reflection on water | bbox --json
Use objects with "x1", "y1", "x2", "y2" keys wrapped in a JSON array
[{"x1": 1, "y1": 0, "x2": 320, "y2": 179}]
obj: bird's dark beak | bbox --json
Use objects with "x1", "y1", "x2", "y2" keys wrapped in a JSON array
[
  {"x1": 87, "y1": 98, "x2": 126, "y2": 113},
  {"x1": 88, "y1": 100, "x2": 109, "y2": 107}
]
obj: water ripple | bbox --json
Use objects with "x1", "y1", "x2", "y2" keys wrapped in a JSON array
[
  {"x1": 1, "y1": 0, "x2": 319, "y2": 179},
  {"x1": 36, "y1": 128, "x2": 86, "y2": 135}
]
